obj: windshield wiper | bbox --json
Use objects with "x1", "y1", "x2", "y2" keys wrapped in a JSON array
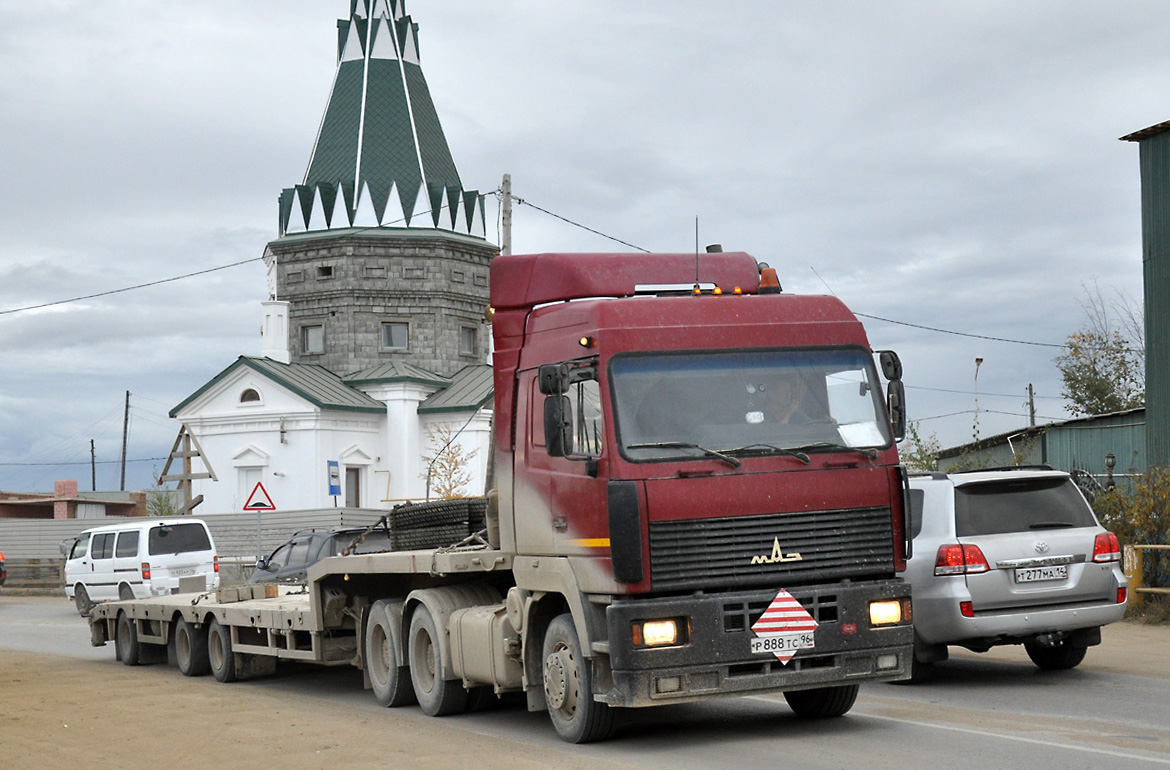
[
  {"x1": 791, "y1": 442, "x2": 879, "y2": 460},
  {"x1": 723, "y1": 443, "x2": 811, "y2": 464},
  {"x1": 627, "y1": 441, "x2": 742, "y2": 469}
]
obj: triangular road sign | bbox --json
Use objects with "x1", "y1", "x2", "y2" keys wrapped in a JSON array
[{"x1": 244, "y1": 482, "x2": 276, "y2": 511}]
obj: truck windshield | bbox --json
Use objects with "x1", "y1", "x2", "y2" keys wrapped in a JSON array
[{"x1": 611, "y1": 348, "x2": 891, "y2": 462}]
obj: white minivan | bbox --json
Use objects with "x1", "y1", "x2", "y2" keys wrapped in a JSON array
[{"x1": 65, "y1": 518, "x2": 220, "y2": 615}]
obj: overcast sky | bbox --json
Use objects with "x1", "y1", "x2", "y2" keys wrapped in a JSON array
[{"x1": 0, "y1": 1, "x2": 1162, "y2": 493}]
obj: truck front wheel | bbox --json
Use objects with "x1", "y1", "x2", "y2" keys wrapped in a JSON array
[
  {"x1": 542, "y1": 614, "x2": 616, "y2": 743},
  {"x1": 783, "y1": 684, "x2": 859, "y2": 718},
  {"x1": 408, "y1": 604, "x2": 468, "y2": 716},
  {"x1": 366, "y1": 600, "x2": 415, "y2": 707}
]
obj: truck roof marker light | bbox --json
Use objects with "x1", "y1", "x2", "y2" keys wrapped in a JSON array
[
  {"x1": 713, "y1": 286, "x2": 723, "y2": 295},
  {"x1": 759, "y1": 266, "x2": 782, "y2": 294},
  {"x1": 733, "y1": 287, "x2": 743, "y2": 295},
  {"x1": 692, "y1": 284, "x2": 702, "y2": 295}
]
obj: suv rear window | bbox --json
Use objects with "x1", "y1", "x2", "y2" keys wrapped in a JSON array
[
  {"x1": 954, "y1": 477, "x2": 1097, "y2": 536},
  {"x1": 148, "y1": 524, "x2": 212, "y2": 555}
]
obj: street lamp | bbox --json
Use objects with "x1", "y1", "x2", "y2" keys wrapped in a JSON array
[{"x1": 1105, "y1": 452, "x2": 1116, "y2": 490}]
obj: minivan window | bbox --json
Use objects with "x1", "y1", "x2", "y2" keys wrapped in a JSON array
[
  {"x1": 149, "y1": 523, "x2": 212, "y2": 555},
  {"x1": 93, "y1": 533, "x2": 115, "y2": 560},
  {"x1": 70, "y1": 536, "x2": 89, "y2": 560},
  {"x1": 954, "y1": 477, "x2": 1097, "y2": 536},
  {"x1": 115, "y1": 531, "x2": 139, "y2": 558}
]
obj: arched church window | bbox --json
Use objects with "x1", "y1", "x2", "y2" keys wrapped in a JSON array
[{"x1": 240, "y1": 388, "x2": 261, "y2": 403}]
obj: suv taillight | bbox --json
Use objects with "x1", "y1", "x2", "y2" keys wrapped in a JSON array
[
  {"x1": 934, "y1": 544, "x2": 991, "y2": 576},
  {"x1": 1093, "y1": 532, "x2": 1121, "y2": 563},
  {"x1": 141, "y1": 562, "x2": 151, "y2": 580},
  {"x1": 214, "y1": 555, "x2": 219, "y2": 573}
]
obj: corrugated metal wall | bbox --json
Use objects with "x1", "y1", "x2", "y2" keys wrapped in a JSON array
[
  {"x1": 0, "y1": 509, "x2": 387, "y2": 561},
  {"x1": 1044, "y1": 412, "x2": 1145, "y2": 479},
  {"x1": 1140, "y1": 134, "x2": 1170, "y2": 469}
]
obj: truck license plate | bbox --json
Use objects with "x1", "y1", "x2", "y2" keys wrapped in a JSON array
[
  {"x1": 750, "y1": 632, "x2": 815, "y2": 656},
  {"x1": 1014, "y1": 565, "x2": 1068, "y2": 583}
]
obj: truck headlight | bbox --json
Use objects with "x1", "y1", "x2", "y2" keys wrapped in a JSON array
[
  {"x1": 869, "y1": 600, "x2": 903, "y2": 626},
  {"x1": 632, "y1": 618, "x2": 688, "y2": 648}
]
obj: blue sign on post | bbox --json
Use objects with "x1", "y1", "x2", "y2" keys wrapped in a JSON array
[{"x1": 328, "y1": 460, "x2": 341, "y2": 497}]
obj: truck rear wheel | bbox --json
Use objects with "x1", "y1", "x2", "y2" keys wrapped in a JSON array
[
  {"x1": 408, "y1": 604, "x2": 468, "y2": 716},
  {"x1": 115, "y1": 612, "x2": 140, "y2": 666},
  {"x1": 542, "y1": 614, "x2": 616, "y2": 743},
  {"x1": 207, "y1": 617, "x2": 237, "y2": 683},
  {"x1": 783, "y1": 684, "x2": 859, "y2": 718},
  {"x1": 366, "y1": 600, "x2": 415, "y2": 707},
  {"x1": 174, "y1": 617, "x2": 211, "y2": 677}
]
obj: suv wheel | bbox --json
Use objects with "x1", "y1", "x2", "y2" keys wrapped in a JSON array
[{"x1": 1024, "y1": 639, "x2": 1087, "y2": 670}]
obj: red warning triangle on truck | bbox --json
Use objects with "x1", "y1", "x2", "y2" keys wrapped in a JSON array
[
  {"x1": 750, "y1": 589, "x2": 819, "y2": 663},
  {"x1": 243, "y1": 482, "x2": 276, "y2": 511}
]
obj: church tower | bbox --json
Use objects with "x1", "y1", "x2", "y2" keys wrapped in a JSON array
[{"x1": 262, "y1": 0, "x2": 497, "y2": 377}]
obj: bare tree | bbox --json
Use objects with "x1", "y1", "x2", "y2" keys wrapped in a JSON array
[{"x1": 1054, "y1": 281, "x2": 1144, "y2": 417}]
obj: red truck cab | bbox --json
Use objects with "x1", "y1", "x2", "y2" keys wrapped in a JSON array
[{"x1": 491, "y1": 252, "x2": 913, "y2": 739}]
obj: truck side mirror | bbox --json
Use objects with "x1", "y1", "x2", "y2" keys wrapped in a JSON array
[
  {"x1": 539, "y1": 364, "x2": 571, "y2": 395},
  {"x1": 887, "y1": 380, "x2": 906, "y2": 442},
  {"x1": 877, "y1": 350, "x2": 903, "y2": 381},
  {"x1": 544, "y1": 395, "x2": 574, "y2": 457}
]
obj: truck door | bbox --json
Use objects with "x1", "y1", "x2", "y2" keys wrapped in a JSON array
[{"x1": 519, "y1": 365, "x2": 610, "y2": 559}]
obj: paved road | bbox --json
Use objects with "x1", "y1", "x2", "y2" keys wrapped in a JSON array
[{"x1": 3, "y1": 595, "x2": 1169, "y2": 768}]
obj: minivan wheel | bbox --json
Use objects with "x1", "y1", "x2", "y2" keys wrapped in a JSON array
[
  {"x1": 1024, "y1": 640, "x2": 1087, "y2": 670},
  {"x1": 74, "y1": 585, "x2": 92, "y2": 617},
  {"x1": 118, "y1": 583, "x2": 135, "y2": 601}
]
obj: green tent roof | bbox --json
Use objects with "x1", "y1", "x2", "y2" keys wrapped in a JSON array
[{"x1": 279, "y1": 0, "x2": 485, "y2": 236}]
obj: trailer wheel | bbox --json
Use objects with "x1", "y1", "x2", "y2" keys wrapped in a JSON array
[
  {"x1": 175, "y1": 617, "x2": 211, "y2": 677},
  {"x1": 207, "y1": 617, "x2": 237, "y2": 683},
  {"x1": 115, "y1": 612, "x2": 141, "y2": 666},
  {"x1": 366, "y1": 600, "x2": 415, "y2": 707},
  {"x1": 408, "y1": 604, "x2": 468, "y2": 716},
  {"x1": 542, "y1": 614, "x2": 616, "y2": 743},
  {"x1": 74, "y1": 585, "x2": 92, "y2": 617},
  {"x1": 783, "y1": 684, "x2": 859, "y2": 718}
]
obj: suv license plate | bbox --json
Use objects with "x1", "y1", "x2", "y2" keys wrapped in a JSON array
[{"x1": 1015, "y1": 565, "x2": 1068, "y2": 583}]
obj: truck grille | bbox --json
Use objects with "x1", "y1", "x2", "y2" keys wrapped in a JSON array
[{"x1": 649, "y1": 507, "x2": 894, "y2": 592}]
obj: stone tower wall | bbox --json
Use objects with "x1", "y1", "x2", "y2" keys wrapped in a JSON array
[{"x1": 266, "y1": 230, "x2": 497, "y2": 377}]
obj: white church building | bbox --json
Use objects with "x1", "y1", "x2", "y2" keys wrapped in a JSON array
[{"x1": 170, "y1": 1, "x2": 497, "y2": 515}]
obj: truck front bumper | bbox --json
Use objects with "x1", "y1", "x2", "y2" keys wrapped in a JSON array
[{"x1": 601, "y1": 580, "x2": 913, "y2": 707}]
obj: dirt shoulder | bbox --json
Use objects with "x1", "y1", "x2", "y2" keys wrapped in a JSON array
[{"x1": 0, "y1": 650, "x2": 626, "y2": 770}]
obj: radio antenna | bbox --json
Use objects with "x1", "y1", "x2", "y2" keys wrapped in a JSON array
[{"x1": 694, "y1": 216, "x2": 700, "y2": 285}]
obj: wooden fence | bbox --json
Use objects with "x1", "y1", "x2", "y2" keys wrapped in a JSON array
[{"x1": 1123, "y1": 544, "x2": 1170, "y2": 607}]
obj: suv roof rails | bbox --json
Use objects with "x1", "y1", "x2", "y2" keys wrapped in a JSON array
[
  {"x1": 950, "y1": 464, "x2": 1055, "y2": 475},
  {"x1": 907, "y1": 470, "x2": 949, "y2": 479}
]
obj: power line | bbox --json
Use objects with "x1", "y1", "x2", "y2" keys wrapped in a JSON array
[
  {"x1": 0, "y1": 258, "x2": 263, "y2": 317},
  {"x1": 0, "y1": 457, "x2": 167, "y2": 467},
  {"x1": 506, "y1": 194, "x2": 651, "y2": 253}
]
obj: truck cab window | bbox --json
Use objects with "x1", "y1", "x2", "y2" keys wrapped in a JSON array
[{"x1": 571, "y1": 378, "x2": 603, "y2": 456}]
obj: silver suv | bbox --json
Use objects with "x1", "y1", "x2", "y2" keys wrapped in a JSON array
[{"x1": 904, "y1": 467, "x2": 1127, "y2": 681}]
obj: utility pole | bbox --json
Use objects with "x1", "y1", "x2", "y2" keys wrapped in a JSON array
[
  {"x1": 120, "y1": 390, "x2": 130, "y2": 491},
  {"x1": 90, "y1": 439, "x2": 96, "y2": 491},
  {"x1": 500, "y1": 173, "x2": 512, "y2": 256},
  {"x1": 1027, "y1": 383, "x2": 1036, "y2": 427}
]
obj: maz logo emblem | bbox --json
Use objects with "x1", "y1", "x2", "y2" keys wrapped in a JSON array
[{"x1": 751, "y1": 538, "x2": 803, "y2": 565}]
